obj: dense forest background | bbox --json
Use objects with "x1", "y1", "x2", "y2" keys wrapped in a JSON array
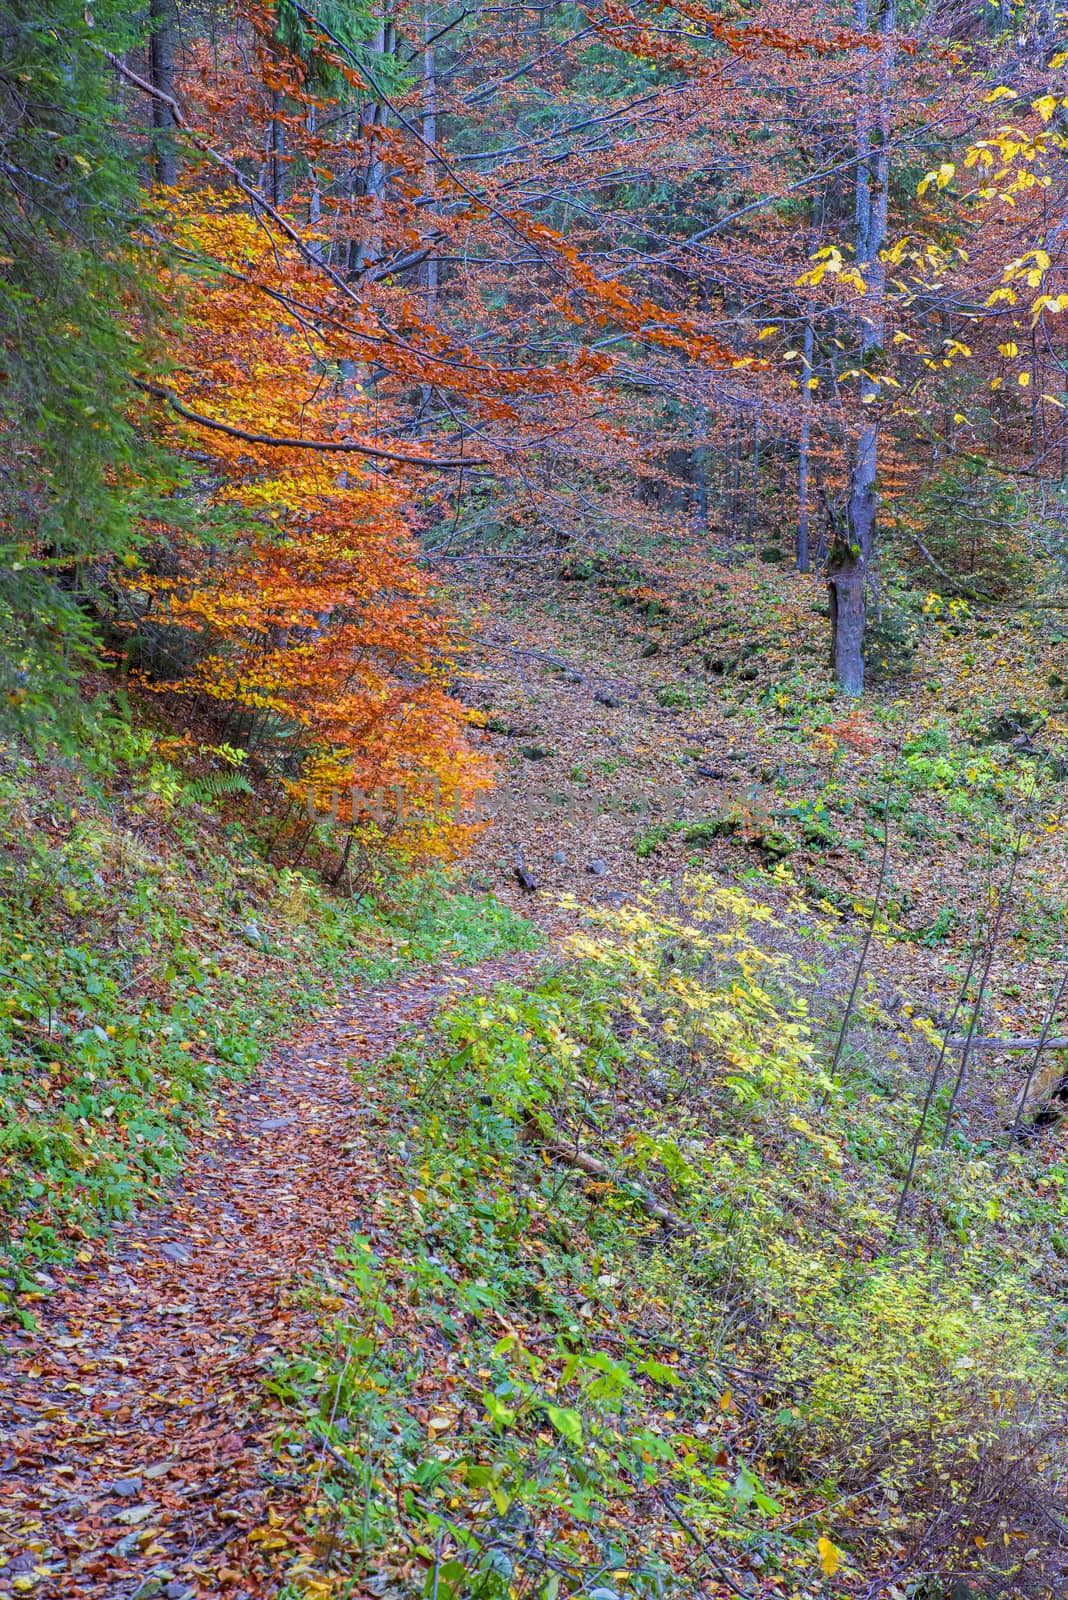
[{"x1": 3, "y1": 0, "x2": 1067, "y2": 826}]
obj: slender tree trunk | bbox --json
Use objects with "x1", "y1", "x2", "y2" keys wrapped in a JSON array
[
  {"x1": 829, "y1": 0, "x2": 893, "y2": 696},
  {"x1": 422, "y1": 0, "x2": 438, "y2": 307},
  {"x1": 797, "y1": 319, "x2": 814, "y2": 572},
  {"x1": 693, "y1": 395, "x2": 710, "y2": 534},
  {"x1": 149, "y1": 0, "x2": 179, "y2": 185},
  {"x1": 729, "y1": 415, "x2": 741, "y2": 544},
  {"x1": 306, "y1": 103, "x2": 323, "y2": 260},
  {"x1": 351, "y1": 19, "x2": 392, "y2": 276},
  {"x1": 270, "y1": 88, "x2": 285, "y2": 207}
]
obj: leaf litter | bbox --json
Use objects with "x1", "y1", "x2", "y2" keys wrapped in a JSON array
[{"x1": 0, "y1": 949, "x2": 543, "y2": 1599}]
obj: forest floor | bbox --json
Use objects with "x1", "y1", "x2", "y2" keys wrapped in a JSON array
[
  {"x1": 0, "y1": 948, "x2": 544, "y2": 1600},
  {"x1": 456, "y1": 544, "x2": 1068, "y2": 1060},
  {"x1": 4, "y1": 549, "x2": 1068, "y2": 1600}
]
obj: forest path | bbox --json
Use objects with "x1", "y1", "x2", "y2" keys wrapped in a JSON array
[{"x1": 0, "y1": 947, "x2": 544, "y2": 1600}]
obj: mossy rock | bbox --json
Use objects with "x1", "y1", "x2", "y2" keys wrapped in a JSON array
[
  {"x1": 683, "y1": 816, "x2": 739, "y2": 846},
  {"x1": 657, "y1": 684, "x2": 694, "y2": 710},
  {"x1": 802, "y1": 820, "x2": 839, "y2": 850},
  {"x1": 982, "y1": 707, "x2": 1046, "y2": 744},
  {"x1": 756, "y1": 828, "x2": 795, "y2": 860}
]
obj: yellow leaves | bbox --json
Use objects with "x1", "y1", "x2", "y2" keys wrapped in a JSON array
[
  {"x1": 806, "y1": 376, "x2": 819, "y2": 390},
  {"x1": 817, "y1": 1536, "x2": 842, "y2": 1577},
  {"x1": 796, "y1": 246, "x2": 867, "y2": 294},
  {"x1": 789, "y1": 1116, "x2": 843, "y2": 1168},
  {"x1": 1018, "y1": 371, "x2": 1031, "y2": 387},
  {"x1": 1034, "y1": 94, "x2": 1058, "y2": 122},
  {"x1": 998, "y1": 341, "x2": 1019, "y2": 357},
  {"x1": 990, "y1": 375, "x2": 1003, "y2": 390},
  {"x1": 1030, "y1": 291, "x2": 1068, "y2": 325},
  {"x1": 1002, "y1": 249, "x2": 1050, "y2": 292},
  {"x1": 986, "y1": 85, "x2": 1015, "y2": 103},
  {"x1": 985, "y1": 287, "x2": 1017, "y2": 307},
  {"x1": 249, "y1": 1508, "x2": 291, "y2": 1551},
  {"x1": 918, "y1": 162, "x2": 955, "y2": 196}
]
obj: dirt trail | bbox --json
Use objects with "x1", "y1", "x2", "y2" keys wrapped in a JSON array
[{"x1": 0, "y1": 950, "x2": 542, "y2": 1600}]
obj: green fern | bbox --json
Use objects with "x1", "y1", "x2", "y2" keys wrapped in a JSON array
[{"x1": 182, "y1": 771, "x2": 254, "y2": 807}]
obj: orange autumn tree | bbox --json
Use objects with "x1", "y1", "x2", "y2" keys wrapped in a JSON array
[{"x1": 134, "y1": 186, "x2": 491, "y2": 869}]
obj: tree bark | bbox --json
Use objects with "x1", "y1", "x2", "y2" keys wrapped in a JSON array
[
  {"x1": 350, "y1": 19, "x2": 392, "y2": 276},
  {"x1": 269, "y1": 88, "x2": 285, "y2": 208},
  {"x1": 422, "y1": 0, "x2": 439, "y2": 307},
  {"x1": 830, "y1": 0, "x2": 893, "y2": 695},
  {"x1": 797, "y1": 319, "x2": 814, "y2": 572},
  {"x1": 148, "y1": 0, "x2": 179, "y2": 185}
]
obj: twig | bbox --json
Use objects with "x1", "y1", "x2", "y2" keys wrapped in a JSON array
[
  {"x1": 309, "y1": 1427, "x2": 361, "y2": 1480},
  {"x1": 940, "y1": 832, "x2": 1025, "y2": 1148},
  {"x1": 911, "y1": 538, "x2": 996, "y2": 602},
  {"x1": 822, "y1": 742, "x2": 901, "y2": 1102},
  {"x1": 654, "y1": 1488, "x2": 750, "y2": 1598},
  {"x1": 945, "y1": 1035, "x2": 1068, "y2": 1052},
  {"x1": 135, "y1": 378, "x2": 485, "y2": 469},
  {"x1": 1012, "y1": 965, "x2": 1068, "y2": 1134},
  {"x1": 430, "y1": 1525, "x2": 445, "y2": 1600},
  {"x1": 894, "y1": 942, "x2": 980, "y2": 1232},
  {"x1": 0, "y1": 966, "x2": 54, "y2": 1038}
]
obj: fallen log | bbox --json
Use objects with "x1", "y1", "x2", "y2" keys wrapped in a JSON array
[
  {"x1": 525, "y1": 1120, "x2": 691, "y2": 1233},
  {"x1": 946, "y1": 1037, "x2": 1068, "y2": 1052}
]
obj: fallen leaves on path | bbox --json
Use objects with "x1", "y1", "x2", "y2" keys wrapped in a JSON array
[{"x1": 0, "y1": 950, "x2": 542, "y2": 1600}]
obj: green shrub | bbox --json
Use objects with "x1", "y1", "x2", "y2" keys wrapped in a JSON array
[{"x1": 283, "y1": 877, "x2": 1068, "y2": 1595}]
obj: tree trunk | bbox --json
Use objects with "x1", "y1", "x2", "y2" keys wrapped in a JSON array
[
  {"x1": 149, "y1": 0, "x2": 178, "y2": 185},
  {"x1": 351, "y1": 19, "x2": 392, "y2": 276},
  {"x1": 306, "y1": 102, "x2": 323, "y2": 261},
  {"x1": 422, "y1": 0, "x2": 438, "y2": 306},
  {"x1": 270, "y1": 88, "x2": 285, "y2": 208},
  {"x1": 797, "y1": 319, "x2": 813, "y2": 572},
  {"x1": 831, "y1": 0, "x2": 893, "y2": 695}
]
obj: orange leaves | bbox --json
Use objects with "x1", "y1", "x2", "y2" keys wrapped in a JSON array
[
  {"x1": 816, "y1": 712, "x2": 879, "y2": 755},
  {"x1": 139, "y1": 184, "x2": 489, "y2": 864}
]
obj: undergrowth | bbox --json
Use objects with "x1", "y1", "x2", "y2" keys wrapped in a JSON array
[
  {"x1": 276, "y1": 878, "x2": 1068, "y2": 1600},
  {"x1": 0, "y1": 720, "x2": 537, "y2": 1311}
]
